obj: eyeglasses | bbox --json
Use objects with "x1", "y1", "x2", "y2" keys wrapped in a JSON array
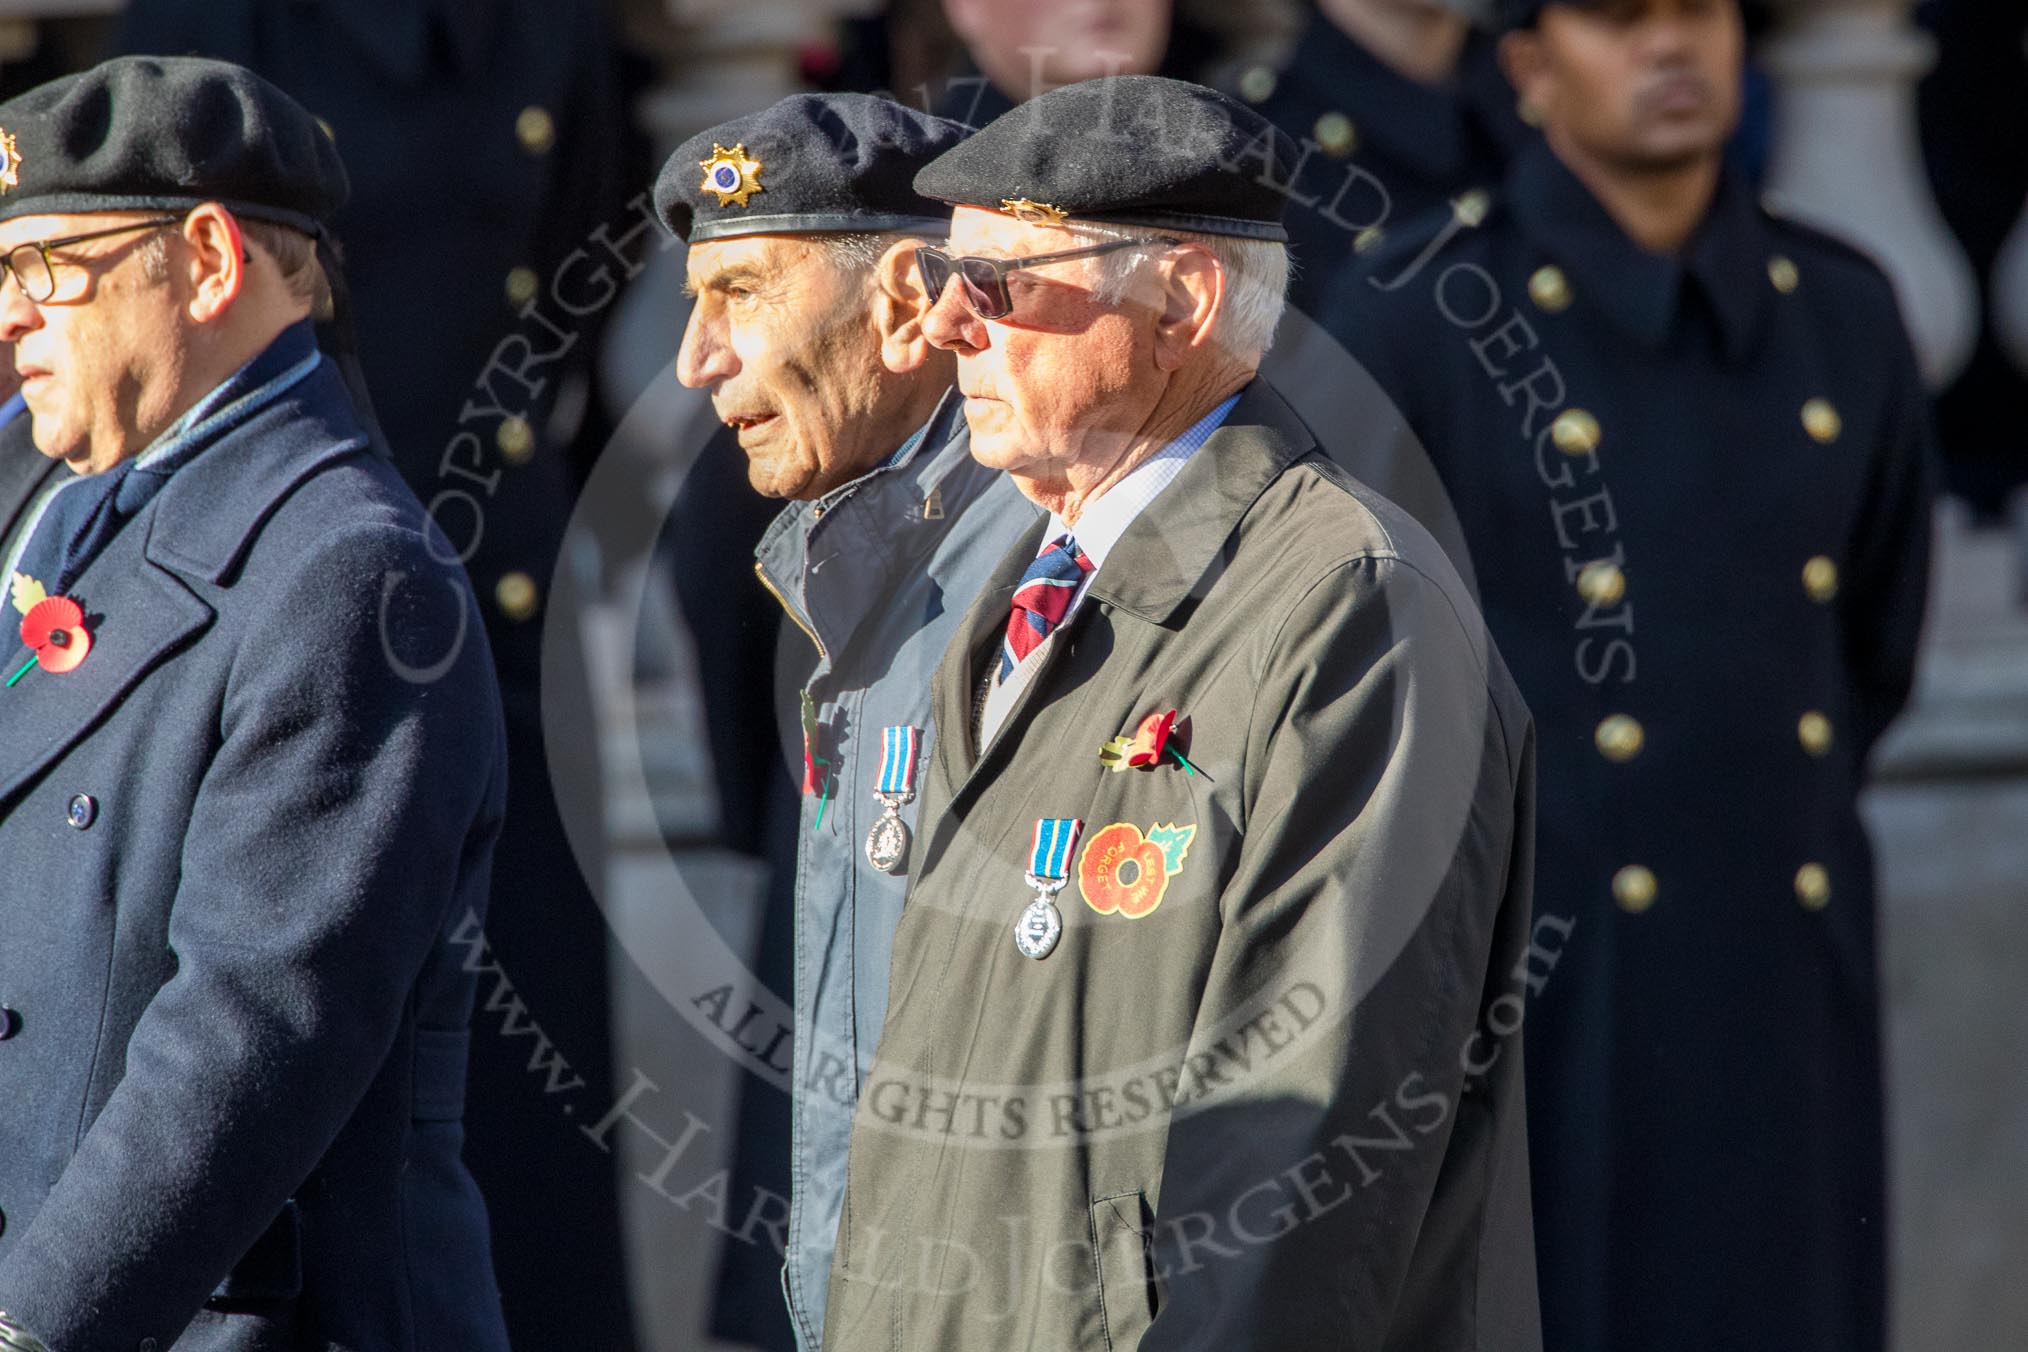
[
  {"x1": 914, "y1": 236, "x2": 1177, "y2": 320},
  {"x1": 1, "y1": 216, "x2": 184, "y2": 303}
]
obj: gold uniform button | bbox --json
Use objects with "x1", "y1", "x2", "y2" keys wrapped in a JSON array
[
  {"x1": 505, "y1": 266, "x2": 540, "y2": 307},
  {"x1": 1552, "y1": 407, "x2": 1601, "y2": 456},
  {"x1": 1795, "y1": 863, "x2": 1832, "y2": 910},
  {"x1": 495, "y1": 572, "x2": 540, "y2": 622},
  {"x1": 1353, "y1": 226, "x2": 1385, "y2": 255},
  {"x1": 516, "y1": 105, "x2": 557, "y2": 155},
  {"x1": 1453, "y1": 188, "x2": 1491, "y2": 228},
  {"x1": 1801, "y1": 398, "x2": 1841, "y2": 444},
  {"x1": 1313, "y1": 112, "x2": 1357, "y2": 156},
  {"x1": 1768, "y1": 255, "x2": 1800, "y2": 293},
  {"x1": 1802, "y1": 555, "x2": 1839, "y2": 603},
  {"x1": 1237, "y1": 66, "x2": 1277, "y2": 103},
  {"x1": 1530, "y1": 265, "x2": 1573, "y2": 313},
  {"x1": 1595, "y1": 713, "x2": 1644, "y2": 762},
  {"x1": 1576, "y1": 560, "x2": 1626, "y2": 608},
  {"x1": 496, "y1": 415, "x2": 535, "y2": 464},
  {"x1": 315, "y1": 116, "x2": 336, "y2": 144},
  {"x1": 1798, "y1": 711, "x2": 1833, "y2": 756},
  {"x1": 1613, "y1": 865, "x2": 1658, "y2": 914}
]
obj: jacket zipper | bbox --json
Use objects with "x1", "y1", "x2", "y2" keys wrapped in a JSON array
[{"x1": 753, "y1": 559, "x2": 829, "y2": 663}]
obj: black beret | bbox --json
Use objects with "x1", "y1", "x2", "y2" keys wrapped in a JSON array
[
  {"x1": 913, "y1": 75, "x2": 1298, "y2": 243},
  {"x1": 656, "y1": 93, "x2": 969, "y2": 244},
  {"x1": 0, "y1": 55, "x2": 347, "y2": 234}
]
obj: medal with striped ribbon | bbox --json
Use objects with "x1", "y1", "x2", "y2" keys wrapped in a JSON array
[
  {"x1": 865, "y1": 725, "x2": 921, "y2": 873},
  {"x1": 1015, "y1": 817, "x2": 1082, "y2": 960}
]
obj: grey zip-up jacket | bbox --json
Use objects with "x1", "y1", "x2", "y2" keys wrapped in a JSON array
[{"x1": 753, "y1": 389, "x2": 1041, "y2": 1348}]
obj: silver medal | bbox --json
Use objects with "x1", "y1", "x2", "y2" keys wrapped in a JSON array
[
  {"x1": 1014, "y1": 875, "x2": 1066, "y2": 960},
  {"x1": 864, "y1": 795, "x2": 911, "y2": 873}
]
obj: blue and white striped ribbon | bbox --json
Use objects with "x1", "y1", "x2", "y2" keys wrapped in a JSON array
[
  {"x1": 1028, "y1": 817, "x2": 1083, "y2": 883},
  {"x1": 877, "y1": 725, "x2": 921, "y2": 797}
]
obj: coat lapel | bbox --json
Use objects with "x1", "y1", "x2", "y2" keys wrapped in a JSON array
[
  {"x1": 0, "y1": 357, "x2": 369, "y2": 805},
  {"x1": 0, "y1": 528, "x2": 214, "y2": 804},
  {"x1": 930, "y1": 519, "x2": 1044, "y2": 786}
]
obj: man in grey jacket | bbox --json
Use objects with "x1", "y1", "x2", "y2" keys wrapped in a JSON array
[{"x1": 655, "y1": 93, "x2": 1040, "y2": 1348}]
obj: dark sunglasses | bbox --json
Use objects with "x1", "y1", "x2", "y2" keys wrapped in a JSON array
[{"x1": 914, "y1": 237, "x2": 1176, "y2": 320}]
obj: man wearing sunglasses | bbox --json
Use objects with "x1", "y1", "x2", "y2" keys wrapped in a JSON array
[
  {"x1": 825, "y1": 75, "x2": 1542, "y2": 1351},
  {"x1": 0, "y1": 57, "x2": 509, "y2": 1352},
  {"x1": 654, "y1": 93, "x2": 1042, "y2": 1351}
]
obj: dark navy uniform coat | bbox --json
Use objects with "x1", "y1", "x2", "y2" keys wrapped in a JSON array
[
  {"x1": 0, "y1": 349, "x2": 509, "y2": 1351},
  {"x1": 1224, "y1": 4, "x2": 1529, "y2": 318},
  {"x1": 1329, "y1": 139, "x2": 1934, "y2": 1352},
  {"x1": 111, "y1": 6, "x2": 647, "y2": 1345}
]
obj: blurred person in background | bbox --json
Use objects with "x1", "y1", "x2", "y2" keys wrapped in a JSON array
[
  {"x1": 659, "y1": 94, "x2": 1040, "y2": 1352},
  {"x1": 828, "y1": 0, "x2": 1224, "y2": 127},
  {"x1": 111, "y1": 4, "x2": 647, "y2": 1348},
  {"x1": 1225, "y1": 0, "x2": 1532, "y2": 317},
  {"x1": 1329, "y1": 2, "x2": 1934, "y2": 1349}
]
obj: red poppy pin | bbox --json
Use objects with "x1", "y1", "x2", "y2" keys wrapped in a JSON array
[
  {"x1": 9, "y1": 572, "x2": 91, "y2": 684},
  {"x1": 1099, "y1": 708, "x2": 1200, "y2": 775}
]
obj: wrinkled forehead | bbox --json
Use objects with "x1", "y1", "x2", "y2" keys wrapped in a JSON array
[
  {"x1": 946, "y1": 204, "x2": 1079, "y2": 259},
  {"x1": 683, "y1": 232, "x2": 826, "y2": 288},
  {"x1": 0, "y1": 210, "x2": 159, "y2": 252}
]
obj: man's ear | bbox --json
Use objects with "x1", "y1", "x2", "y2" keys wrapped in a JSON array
[
  {"x1": 181, "y1": 202, "x2": 246, "y2": 323},
  {"x1": 1151, "y1": 243, "x2": 1224, "y2": 372},
  {"x1": 873, "y1": 236, "x2": 936, "y2": 375}
]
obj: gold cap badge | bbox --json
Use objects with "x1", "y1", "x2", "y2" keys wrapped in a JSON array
[
  {"x1": 0, "y1": 129, "x2": 20, "y2": 194},
  {"x1": 1000, "y1": 198, "x2": 1068, "y2": 226},
  {"x1": 699, "y1": 143, "x2": 763, "y2": 209}
]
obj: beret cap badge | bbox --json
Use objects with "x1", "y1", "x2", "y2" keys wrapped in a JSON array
[
  {"x1": 1000, "y1": 197, "x2": 1067, "y2": 226},
  {"x1": 698, "y1": 142, "x2": 764, "y2": 209},
  {"x1": 0, "y1": 129, "x2": 19, "y2": 194}
]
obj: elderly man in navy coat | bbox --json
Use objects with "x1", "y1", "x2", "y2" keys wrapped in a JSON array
[{"x1": 0, "y1": 57, "x2": 509, "y2": 1352}]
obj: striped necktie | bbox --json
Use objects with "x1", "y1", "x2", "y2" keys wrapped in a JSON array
[{"x1": 1000, "y1": 535, "x2": 1093, "y2": 680}]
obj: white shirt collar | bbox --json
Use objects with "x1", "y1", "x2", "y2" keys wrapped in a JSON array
[{"x1": 1043, "y1": 392, "x2": 1240, "y2": 569}]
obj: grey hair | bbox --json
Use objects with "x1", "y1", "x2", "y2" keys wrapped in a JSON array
[
  {"x1": 813, "y1": 230, "x2": 924, "y2": 277},
  {"x1": 1066, "y1": 220, "x2": 1291, "y2": 364}
]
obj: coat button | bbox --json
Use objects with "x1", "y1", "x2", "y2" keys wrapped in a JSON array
[
  {"x1": 1801, "y1": 398, "x2": 1842, "y2": 444},
  {"x1": 1529, "y1": 265, "x2": 1573, "y2": 313},
  {"x1": 1798, "y1": 711, "x2": 1833, "y2": 756},
  {"x1": 1595, "y1": 714, "x2": 1644, "y2": 762},
  {"x1": 1453, "y1": 188, "x2": 1491, "y2": 228},
  {"x1": 1552, "y1": 408, "x2": 1601, "y2": 455},
  {"x1": 140, "y1": 1339, "x2": 158, "y2": 1352},
  {"x1": 1768, "y1": 255, "x2": 1800, "y2": 293},
  {"x1": 1352, "y1": 226, "x2": 1385, "y2": 255},
  {"x1": 504, "y1": 266, "x2": 540, "y2": 307},
  {"x1": 1236, "y1": 65, "x2": 1277, "y2": 103},
  {"x1": 67, "y1": 793, "x2": 97, "y2": 829},
  {"x1": 1613, "y1": 865, "x2": 1657, "y2": 913},
  {"x1": 1802, "y1": 555, "x2": 1839, "y2": 603},
  {"x1": 1575, "y1": 560, "x2": 1626, "y2": 608},
  {"x1": 496, "y1": 415, "x2": 535, "y2": 464},
  {"x1": 515, "y1": 105, "x2": 556, "y2": 154},
  {"x1": 495, "y1": 572, "x2": 540, "y2": 623},
  {"x1": 1795, "y1": 863, "x2": 1832, "y2": 910},
  {"x1": 1313, "y1": 111, "x2": 1356, "y2": 156},
  {"x1": 0, "y1": 1007, "x2": 19, "y2": 1040}
]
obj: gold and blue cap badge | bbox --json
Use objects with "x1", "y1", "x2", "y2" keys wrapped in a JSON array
[
  {"x1": 654, "y1": 93, "x2": 968, "y2": 244},
  {"x1": 698, "y1": 142, "x2": 763, "y2": 209},
  {"x1": 0, "y1": 128, "x2": 20, "y2": 193}
]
